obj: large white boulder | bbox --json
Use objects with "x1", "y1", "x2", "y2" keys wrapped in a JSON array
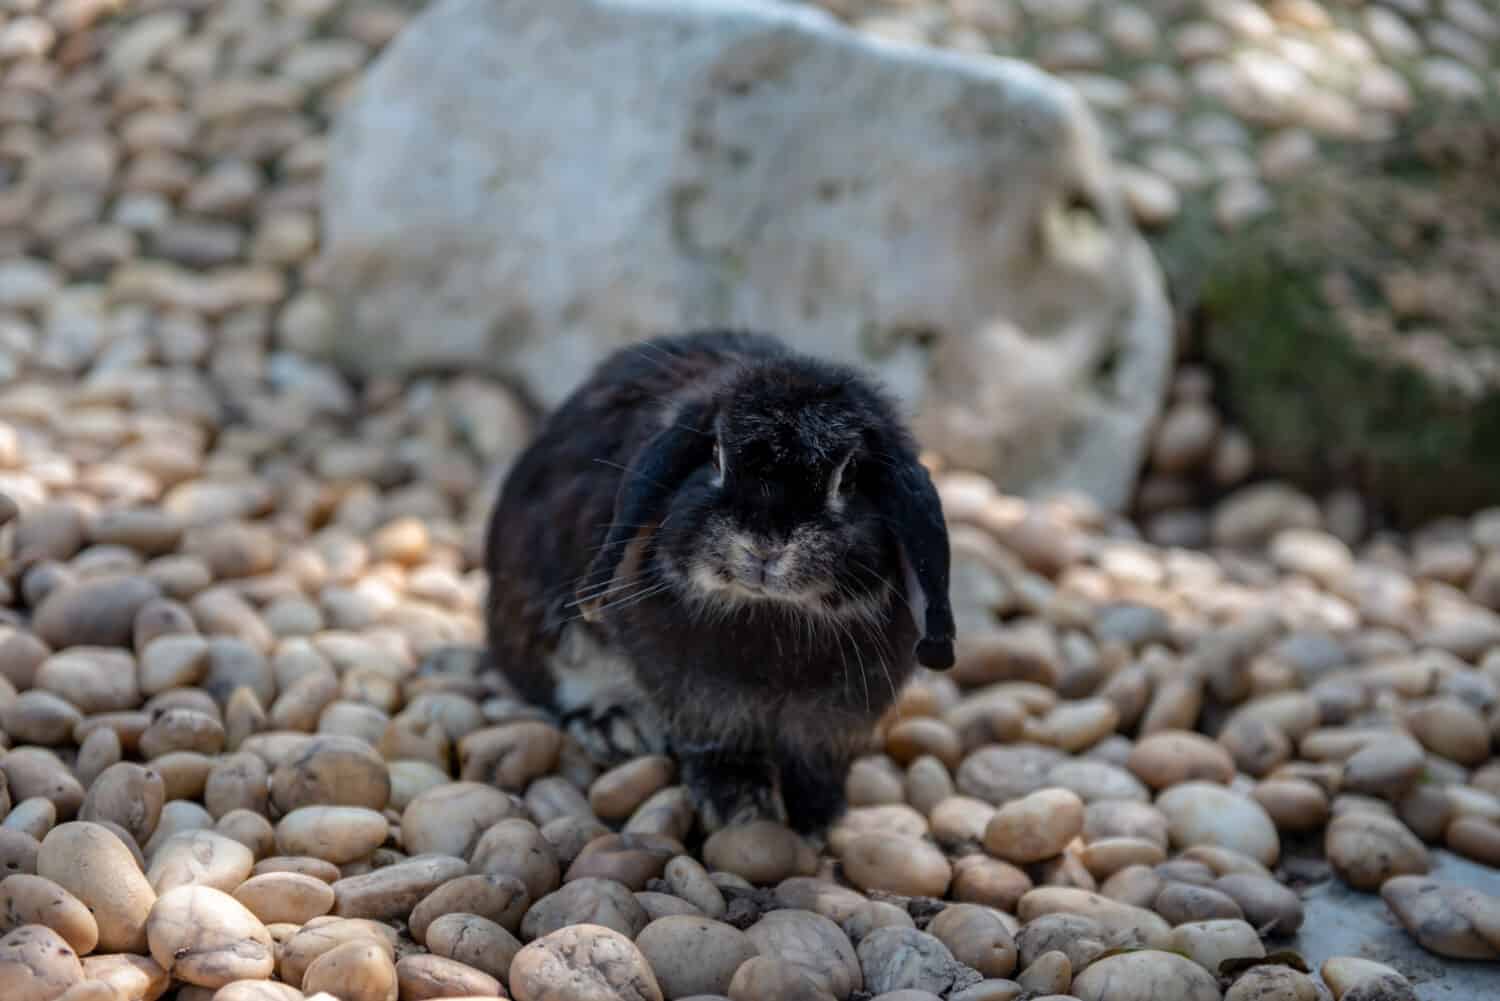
[{"x1": 319, "y1": 0, "x2": 1172, "y2": 510}]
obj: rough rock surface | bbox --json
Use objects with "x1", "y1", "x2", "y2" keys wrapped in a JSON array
[{"x1": 320, "y1": 0, "x2": 1172, "y2": 511}]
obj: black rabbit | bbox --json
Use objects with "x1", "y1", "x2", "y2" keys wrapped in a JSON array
[{"x1": 483, "y1": 330, "x2": 954, "y2": 834}]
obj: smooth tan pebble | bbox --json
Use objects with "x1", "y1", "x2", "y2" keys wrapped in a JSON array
[
  {"x1": 1169, "y1": 918, "x2": 1264, "y2": 973},
  {"x1": 147, "y1": 829, "x2": 255, "y2": 894},
  {"x1": 1380, "y1": 876, "x2": 1500, "y2": 960},
  {"x1": 951, "y1": 855, "x2": 1033, "y2": 912},
  {"x1": 1320, "y1": 956, "x2": 1413, "y2": 998},
  {"x1": 510, "y1": 923, "x2": 663, "y2": 1001},
  {"x1": 1445, "y1": 817, "x2": 1500, "y2": 867},
  {"x1": 212, "y1": 981, "x2": 307, "y2": 1001},
  {"x1": 1071, "y1": 950, "x2": 1222, "y2": 1001},
  {"x1": 886, "y1": 717, "x2": 964, "y2": 769},
  {"x1": 0, "y1": 873, "x2": 98, "y2": 956},
  {"x1": 983, "y1": 788, "x2": 1084, "y2": 864},
  {"x1": 395, "y1": 953, "x2": 502, "y2": 1000},
  {"x1": 664, "y1": 855, "x2": 726, "y2": 919},
  {"x1": 703, "y1": 821, "x2": 817, "y2": 886},
  {"x1": 1079, "y1": 836, "x2": 1165, "y2": 880},
  {"x1": 233, "y1": 872, "x2": 334, "y2": 925},
  {"x1": 588, "y1": 756, "x2": 675, "y2": 822},
  {"x1": 1016, "y1": 951, "x2": 1070, "y2": 995},
  {"x1": 1017, "y1": 887, "x2": 1171, "y2": 949},
  {"x1": 0, "y1": 924, "x2": 83, "y2": 1001},
  {"x1": 332, "y1": 855, "x2": 468, "y2": 922},
  {"x1": 1326, "y1": 813, "x2": 1429, "y2": 891},
  {"x1": 252, "y1": 856, "x2": 341, "y2": 883},
  {"x1": 274, "y1": 806, "x2": 389, "y2": 865},
  {"x1": 1251, "y1": 778, "x2": 1329, "y2": 833},
  {"x1": 301, "y1": 940, "x2": 398, "y2": 1001},
  {"x1": 927, "y1": 904, "x2": 1018, "y2": 978},
  {"x1": 1157, "y1": 782, "x2": 1279, "y2": 865},
  {"x1": 728, "y1": 956, "x2": 835, "y2": 1001},
  {"x1": 1224, "y1": 965, "x2": 1321, "y2": 1001},
  {"x1": 409, "y1": 873, "x2": 530, "y2": 941},
  {"x1": 636, "y1": 916, "x2": 759, "y2": 999},
  {"x1": 841, "y1": 833, "x2": 952, "y2": 898},
  {"x1": 277, "y1": 918, "x2": 397, "y2": 987},
  {"x1": 37, "y1": 822, "x2": 156, "y2": 954},
  {"x1": 146, "y1": 885, "x2": 274, "y2": 988},
  {"x1": 1128, "y1": 731, "x2": 1235, "y2": 789},
  {"x1": 743, "y1": 910, "x2": 861, "y2": 1000},
  {"x1": 424, "y1": 912, "x2": 521, "y2": 986},
  {"x1": 80, "y1": 953, "x2": 168, "y2": 1001}
]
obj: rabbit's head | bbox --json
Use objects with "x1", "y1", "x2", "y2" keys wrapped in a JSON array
[{"x1": 579, "y1": 350, "x2": 956, "y2": 670}]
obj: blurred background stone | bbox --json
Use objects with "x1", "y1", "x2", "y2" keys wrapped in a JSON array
[{"x1": 319, "y1": 0, "x2": 1173, "y2": 513}]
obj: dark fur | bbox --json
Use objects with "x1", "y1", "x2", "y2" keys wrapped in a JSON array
[{"x1": 483, "y1": 330, "x2": 954, "y2": 833}]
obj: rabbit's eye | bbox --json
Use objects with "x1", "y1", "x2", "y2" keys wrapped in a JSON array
[{"x1": 837, "y1": 459, "x2": 858, "y2": 496}]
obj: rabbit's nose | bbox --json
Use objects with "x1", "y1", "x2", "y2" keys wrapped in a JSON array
[
  {"x1": 741, "y1": 541, "x2": 781, "y2": 584},
  {"x1": 748, "y1": 556, "x2": 771, "y2": 585}
]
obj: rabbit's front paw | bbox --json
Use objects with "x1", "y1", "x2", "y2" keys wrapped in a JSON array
[
  {"x1": 680, "y1": 749, "x2": 788, "y2": 833},
  {"x1": 561, "y1": 699, "x2": 665, "y2": 765},
  {"x1": 549, "y1": 624, "x2": 666, "y2": 765}
]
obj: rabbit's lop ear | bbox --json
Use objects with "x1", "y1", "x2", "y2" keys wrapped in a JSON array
[
  {"x1": 578, "y1": 405, "x2": 711, "y2": 621},
  {"x1": 879, "y1": 454, "x2": 956, "y2": 670}
]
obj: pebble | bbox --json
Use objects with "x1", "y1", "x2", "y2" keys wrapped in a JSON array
[
  {"x1": 1151, "y1": 403, "x2": 1220, "y2": 474},
  {"x1": 1405, "y1": 697, "x2": 1491, "y2": 766},
  {"x1": 395, "y1": 952, "x2": 502, "y2": 999},
  {"x1": 1326, "y1": 813, "x2": 1429, "y2": 891},
  {"x1": 1225, "y1": 965, "x2": 1321, "y2": 1001},
  {"x1": 703, "y1": 822, "x2": 817, "y2": 885},
  {"x1": 745, "y1": 910, "x2": 862, "y2": 1000},
  {"x1": 928, "y1": 904, "x2": 1017, "y2": 978},
  {"x1": 522, "y1": 878, "x2": 649, "y2": 941},
  {"x1": 1106, "y1": 6, "x2": 1160, "y2": 55},
  {"x1": 1072, "y1": 950, "x2": 1222, "y2": 1001},
  {"x1": 635, "y1": 916, "x2": 756, "y2": 998},
  {"x1": 1206, "y1": 876, "x2": 1302, "y2": 942},
  {"x1": 1157, "y1": 783, "x2": 1280, "y2": 865},
  {"x1": 1252, "y1": 778, "x2": 1329, "y2": 832},
  {"x1": 1420, "y1": 57, "x2": 1486, "y2": 99},
  {"x1": 1213, "y1": 485, "x2": 1320, "y2": 549},
  {"x1": 1320, "y1": 957, "x2": 1414, "y2": 999},
  {"x1": 38, "y1": 822, "x2": 156, "y2": 954},
  {"x1": 1171, "y1": 918, "x2": 1264, "y2": 974},
  {"x1": 1380, "y1": 876, "x2": 1500, "y2": 960},
  {"x1": 333, "y1": 856, "x2": 468, "y2": 923},
  {"x1": 841, "y1": 833, "x2": 952, "y2": 898},
  {"x1": 301, "y1": 940, "x2": 398, "y2": 1001},
  {"x1": 859, "y1": 928, "x2": 979, "y2": 996},
  {"x1": 1018, "y1": 887, "x2": 1171, "y2": 949},
  {"x1": 145, "y1": 885, "x2": 274, "y2": 988},
  {"x1": 590, "y1": 755, "x2": 675, "y2": 821},
  {"x1": 1119, "y1": 166, "x2": 1181, "y2": 227},
  {"x1": 729, "y1": 957, "x2": 838, "y2": 1001},
  {"x1": 1016, "y1": 951, "x2": 1071, "y2": 995},
  {"x1": 0, "y1": 924, "x2": 83, "y2": 1001},
  {"x1": 1129, "y1": 732, "x2": 1235, "y2": 789},
  {"x1": 1155, "y1": 882, "x2": 1244, "y2": 925},
  {"x1": 1341, "y1": 735, "x2": 1426, "y2": 799},
  {"x1": 983, "y1": 788, "x2": 1083, "y2": 863}
]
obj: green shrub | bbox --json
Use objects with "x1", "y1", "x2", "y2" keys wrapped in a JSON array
[{"x1": 1198, "y1": 98, "x2": 1500, "y2": 525}]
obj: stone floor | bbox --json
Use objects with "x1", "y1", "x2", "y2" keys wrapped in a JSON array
[{"x1": 1299, "y1": 851, "x2": 1500, "y2": 998}]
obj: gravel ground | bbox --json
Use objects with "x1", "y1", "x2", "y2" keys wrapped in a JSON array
[{"x1": 3, "y1": 2, "x2": 1500, "y2": 1001}]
